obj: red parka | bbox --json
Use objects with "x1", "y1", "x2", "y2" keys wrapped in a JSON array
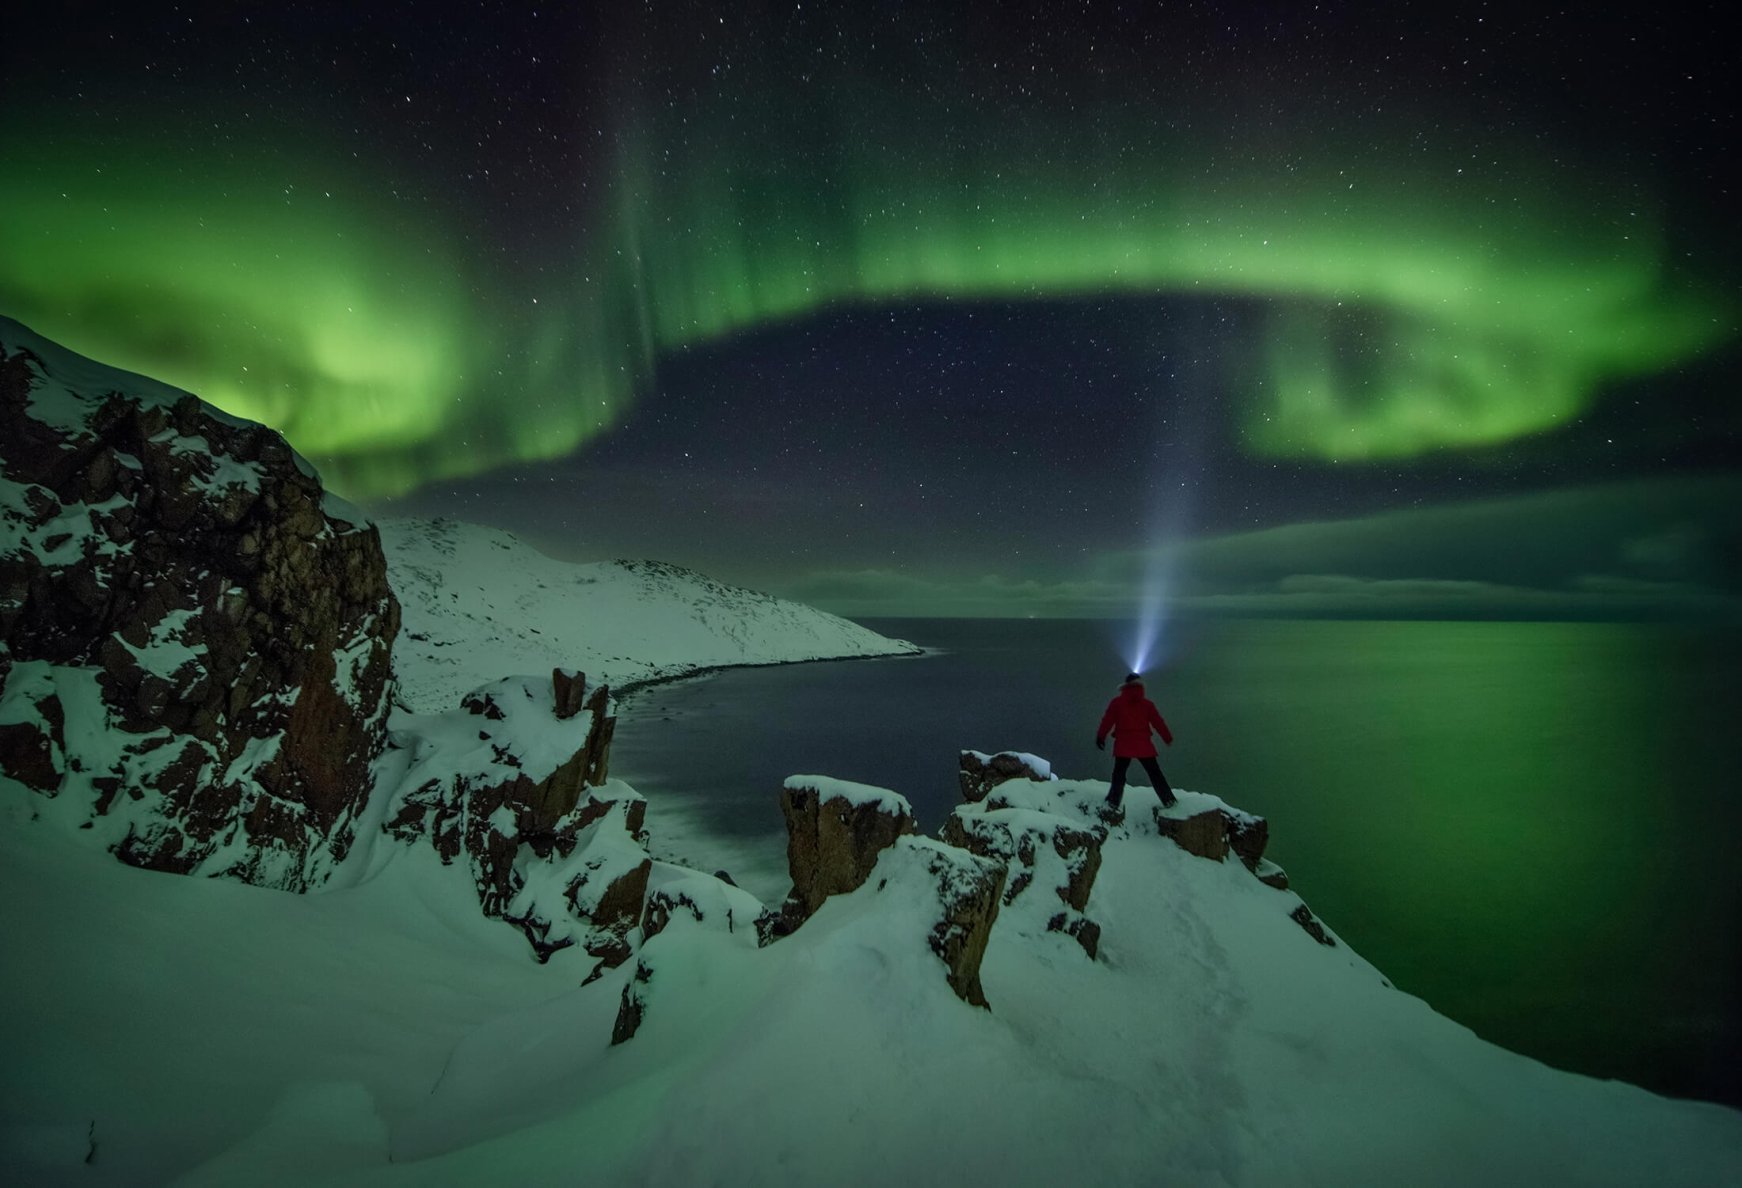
[{"x1": 1097, "y1": 680, "x2": 1172, "y2": 759}]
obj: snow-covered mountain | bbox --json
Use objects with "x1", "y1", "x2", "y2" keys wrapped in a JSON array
[
  {"x1": 4, "y1": 319, "x2": 1740, "y2": 1184},
  {"x1": 379, "y1": 516, "x2": 921, "y2": 712}
]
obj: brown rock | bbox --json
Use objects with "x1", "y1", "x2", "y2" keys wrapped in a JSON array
[
  {"x1": 1227, "y1": 813, "x2": 1270, "y2": 870},
  {"x1": 641, "y1": 887, "x2": 705, "y2": 944},
  {"x1": 552, "y1": 668, "x2": 587, "y2": 720},
  {"x1": 943, "y1": 803, "x2": 1105, "y2": 963},
  {"x1": 581, "y1": 683, "x2": 616, "y2": 788},
  {"x1": 1154, "y1": 807, "x2": 1230, "y2": 861},
  {"x1": 958, "y1": 749, "x2": 1051, "y2": 804},
  {"x1": 385, "y1": 684, "x2": 644, "y2": 964},
  {"x1": 2, "y1": 321, "x2": 402, "y2": 892},
  {"x1": 777, "y1": 778, "x2": 916, "y2": 924},
  {"x1": 575, "y1": 856, "x2": 652, "y2": 968},
  {"x1": 942, "y1": 810, "x2": 1104, "y2": 912},
  {"x1": 907, "y1": 839, "x2": 1006, "y2": 1007},
  {"x1": 1047, "y1": 912, "x2": 1102, "y2": 960},
  {"x1": 611, "y1": 961, "x2": 653, "y2": 1045}
]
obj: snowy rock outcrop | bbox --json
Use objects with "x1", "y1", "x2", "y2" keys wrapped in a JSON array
[
  {"x1": 944, "y1": 800, "x2": 1106, "y2": 960},
  {"x1": 0, "y1": 316, "x2": 398, "y2": 890},
  {"x1": 884, "y1": 837, "x2": 1007, "y2": 1008},
  {"x1": 610, "y1": 867, "x2": 766, "y2": 1045},
  {"x1": 770, "y1": 776, "x2": 1006, "y2": 1007},
  {"x1": 383, "y1": 669, "x2": 646, "y2": 971},
  {"x1": 948, "y1": 756, "x2": 1117, "y2": 959},
  {"x1": 1153, "y1": 798, "x2": 1282, "y2": 885},
  {"x1": 958, "y1": 748, "x2": 1053, "y2": 803},
  {"x1": 772, "y1": 775, "x2": 917, "y2": 929}
]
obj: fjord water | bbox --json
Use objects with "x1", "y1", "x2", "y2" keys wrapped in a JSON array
[{"x1": 613, "y1": 618, "x2": 1742, "y2": 1107}]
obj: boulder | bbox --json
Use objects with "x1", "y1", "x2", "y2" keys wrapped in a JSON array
[
  {"x1": 1047, "y1": 912, "x2": 1104, "y2": 961},
  {"x1": 776, "y1": 775, "x2": 915, "y2": 925},
  {"x1": 1227, "y1": 811, "x2": 1270, "y2": 870},
  {"x1": 958, "y1": 749, "x2": 1053, "y2": 804},
  {"x1": 1152, "y1": 799, "x2": 1276, "y2": 881},
  {"x1": 942, "y1": 809, "x2": 1104, "y2": 911},
  {"x1": 1153, "y1": 807, "x2": 1231, "y2": 861},
  {"x1": 0, "y1": 316, "x2": 398, "y2": 891}
]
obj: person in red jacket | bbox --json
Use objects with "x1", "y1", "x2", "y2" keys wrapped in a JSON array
[{"x1": 1096, "y1": 672, "x2": 1177, "y2": 809}]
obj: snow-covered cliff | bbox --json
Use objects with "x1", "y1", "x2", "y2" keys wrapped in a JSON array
[
  {"x1": 3, "y1": 320, "x2": 1739, "y2": 1185},
  {"x1": 0, "y1": 315, "x2": 398, "y2": 890},
  {"x1": 379, "y1": 516, "x2": 921, "y2": 713},
  {"x1": 7, "y1": 747, "x2": 1740, "y2": 1185}
]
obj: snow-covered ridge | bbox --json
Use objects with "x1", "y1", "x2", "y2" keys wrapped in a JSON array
[
  {"x1": 6, "y1": 317, "x2": 1739, "y2": 1184},
  {"x1": 10, "y1": 750, "x2": 1722, "y2": 1185},
  {"x1": 380, "y1": 516, "x2": 920, "y2": 712}
]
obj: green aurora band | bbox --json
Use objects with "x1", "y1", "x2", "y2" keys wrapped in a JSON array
[
  {"x1": 0, "y1": 94, "x2": 1731, "y2": 498},
  {"x1": 0, "y1": 130, "x2": 637, "y2": 498}
]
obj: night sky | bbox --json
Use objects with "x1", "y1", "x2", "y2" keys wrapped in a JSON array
[{"x1": 3, "y1": 2, "x2": 1736, "y2": 617}]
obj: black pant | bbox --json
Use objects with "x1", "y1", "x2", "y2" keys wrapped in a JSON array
[{"x1": 1108, "y1": 755, "x2": 1173, "y2": 804}]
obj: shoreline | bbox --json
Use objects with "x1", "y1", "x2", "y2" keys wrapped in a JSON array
[
  {"x1": 608, "y1": 643, "x2": 931, "y2": 902},
  {"x1": 609, "y1": 641, "x2": 929, "y2": 705}
]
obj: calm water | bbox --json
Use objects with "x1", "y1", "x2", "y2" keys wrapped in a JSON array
[{"x1": 613, "y1": 618, "x2": 1742, "y2": 1107}]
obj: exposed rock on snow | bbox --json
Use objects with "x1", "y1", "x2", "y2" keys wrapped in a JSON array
[
  {"x1": 1154, "y1": 805, "x2": 1233, "y2": 861},
  {"x1": 888, "y1": 836, "x2": 1007, "y2": 1008},
  {"x1": 611, "y1": 866, "x2": 766, "y2": 1045},
  {"x1": 0, "y1": 315, "x2": 397, "y2": 891},
  {"x1": 378, "y1": 517, "x2": 922, "y2": 713},
  {"x1": 1290, "y1": 902, "x2": 1337, "y2": 947},
  {"x1": 383, "y1": 669, "x2": 646, "y2": 970},
  {"x1": 611, "y1": 960, "x2": 652, "y2": 1045},
  {"x1": 943, "y1": 803, "x2": 1106, "y2": 959},
  {"x1": 1154, "y1": 797, "x2": 1273, "y2": 874},
  {"x1": 617, "y1": 776, "x2": 1006, "y2": 1035},
  {"x1": 958, "y1": 748, "x2": 1054, "y2": 803},
  {"x1": 772, "y1": 775, "x2": 917, "y2": 930},
  {"x1": 10, "y1": 734, "x2": 1742, "y2": 1183}
]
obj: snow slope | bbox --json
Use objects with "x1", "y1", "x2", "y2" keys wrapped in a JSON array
[
  {"x1": 4, "y1": 774, "x2": 1738, "y2": 1186},
  {"x1": 5, "y1": 492, "x2": 1739, "y2": 1184},
  {"x1": 379, "y1": 517, "x2": 920, "y2": 712}
]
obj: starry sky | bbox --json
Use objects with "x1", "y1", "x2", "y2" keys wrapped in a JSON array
[{"x1": 2, "y1": 1, "x2": 1736, "y2": 618}]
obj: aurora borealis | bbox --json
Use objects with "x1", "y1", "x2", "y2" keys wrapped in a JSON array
[
  {"x1": 1, "y1": 1, "x2": 1736, "y2": 615},
  {"x1": 4, "y1": 0, "x2": 1742, "y2": 1126}
]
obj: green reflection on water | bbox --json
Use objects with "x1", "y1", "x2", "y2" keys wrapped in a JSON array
[{"x1": 1170, "y1": 620, "x2": 1741, "y2": 1099}]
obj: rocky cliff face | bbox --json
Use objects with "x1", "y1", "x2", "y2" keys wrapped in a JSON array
[{"x1": 0, "y1": 316, "x2": 398, "y2": 890}]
